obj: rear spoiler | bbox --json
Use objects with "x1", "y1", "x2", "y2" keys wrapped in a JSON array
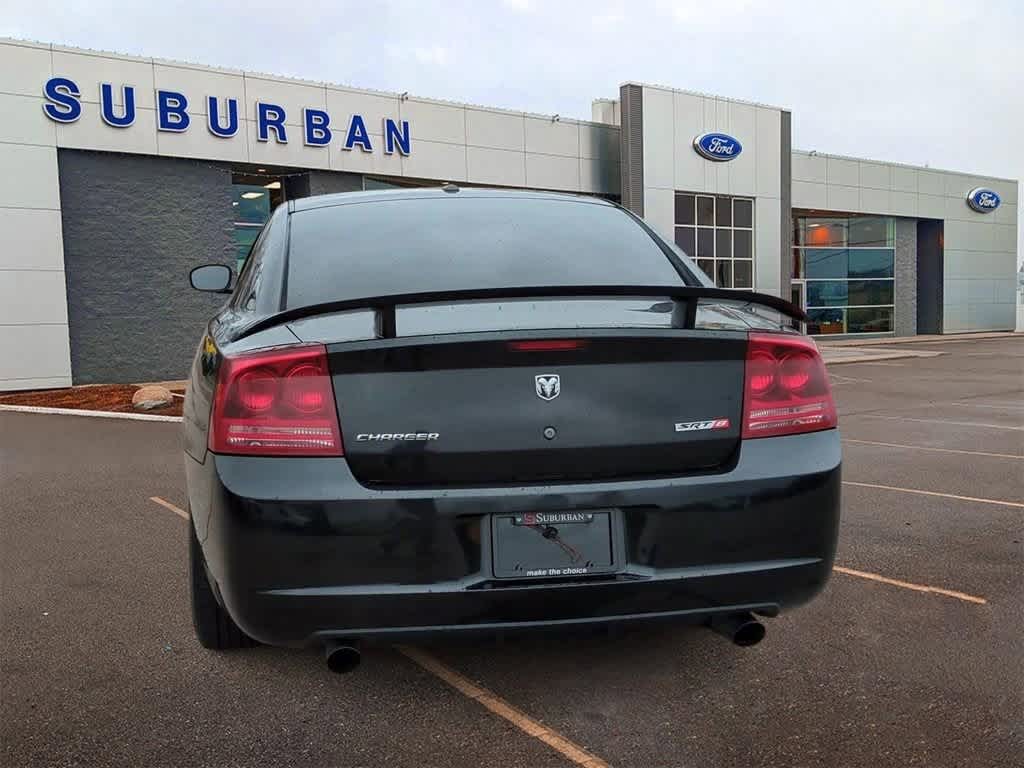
[{"x1": 237, "y1": 285, "x2": 805, "y2": 340}]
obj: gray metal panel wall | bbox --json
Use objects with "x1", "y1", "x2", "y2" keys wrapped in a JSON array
[
  {"x1": 619, "y1": 84, "x2": 644, "y2": 216},
  {"x1": 894, "y1": 218, "x2": 918, "y2": 336},
  {"x1": 58, "y1": 150, "x2": 235, "y2": 384}
]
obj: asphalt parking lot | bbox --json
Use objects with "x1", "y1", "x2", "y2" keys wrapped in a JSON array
[{"x1": 2, "y1": 336, "x2": 1021, "y2": 768}]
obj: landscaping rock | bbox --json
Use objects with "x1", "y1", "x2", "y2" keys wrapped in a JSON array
[{"x1": 132, "y1": 385, "x2": 174, "y2": 410}]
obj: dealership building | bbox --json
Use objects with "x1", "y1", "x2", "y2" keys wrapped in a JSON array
[{"x1": 0, "y1": 37, "x2": 1019, "y2": 390}]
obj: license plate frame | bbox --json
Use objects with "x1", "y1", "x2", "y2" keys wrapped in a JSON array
[{"x1": 490, "y1": 509, "x2": 623, "y2": 579}]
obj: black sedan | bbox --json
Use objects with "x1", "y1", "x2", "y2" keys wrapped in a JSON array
[{"x1": 183, "y1": 187, "x2": 840, "y2": 672}]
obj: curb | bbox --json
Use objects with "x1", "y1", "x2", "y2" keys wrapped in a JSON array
[
  {"x1": 824, "y1": 351, "x2": 945, "y2": 365},
  {"x1": 0, "y1": 404, "x2": 183, "y2": 423}
]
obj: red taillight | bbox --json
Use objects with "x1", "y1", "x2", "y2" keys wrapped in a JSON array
[
  {"x1": 210, "y1": 345, "x2": 344, "y2": 456},
  {"x1": 742, "y1": 333, "x2": 837, "y2": 439},
  {"x1": 507, "y1": 339, "x2": 588, "y2": 352}
]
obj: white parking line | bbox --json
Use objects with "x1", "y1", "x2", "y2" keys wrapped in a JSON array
[
  {"x1": 852, "y1": 414, "x2": 1024, "y2": 432},
  {"x1": 830, "y1": 373, "x2": 874, "y2": 384},
  {"x1": 833, "y1": 566, "x2": 987, "y2": 605},
  {"x1": 843, "y1": 480, "x2": 1024, "y2": 509},
  {"x1": 842, "y1": 439, "x2": 1022, "y2": 461},
  {"x1": 149, "y1": 496, "x2": 189, "y2": 520},
  {"x1": 398, "y1": 646, "x2": 610, "y2": 768},
  {"x1": 952, "y1": 402, "x2": 1024, "y2": 412}
]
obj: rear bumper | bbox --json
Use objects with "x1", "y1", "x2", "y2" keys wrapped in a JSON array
[{"x1": 186, "y1": 430, "x2": 841, "y2": 647}]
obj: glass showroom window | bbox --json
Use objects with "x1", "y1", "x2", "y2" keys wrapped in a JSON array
[
  {"x1": 231, "y1": 174, "x2": 285, "y2": 274},
  {"x1": 674, "y1": 193, "x2": 754, "y2": 289},
  {"x1": 793, "y1": 215, "x2": 895, "y2": 334}
]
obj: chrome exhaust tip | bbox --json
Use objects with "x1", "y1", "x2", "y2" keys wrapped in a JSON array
[
  {"x1": 709, "y1": 612, "x2": 766, "y2": 647},
  {"x1": 324, "y1": 640, "x2": 361, "y2": 674}
]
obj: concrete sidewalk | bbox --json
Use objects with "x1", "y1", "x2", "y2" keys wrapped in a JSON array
[
  {"x1": 818, "y1": 331, "x2": 1019, "y2": 347},
  {"x1": 820, "y1": 345, "x2": 944, "y2": 365}
]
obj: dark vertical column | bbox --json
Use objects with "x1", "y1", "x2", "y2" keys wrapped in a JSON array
[
  {"x1": 779, "y1": 110, "x2": 793, "y2": 298},
  {"x1": 619, "y1": 84, "x2": 644, "y2": 217},
  {"x1": 916, "y1": 220, "x2": 944, "y2": 334}
]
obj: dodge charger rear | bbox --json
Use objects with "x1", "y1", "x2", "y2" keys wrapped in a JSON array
[{"x1": 183, "y1": 188, "x2": 840, "y2": 667}]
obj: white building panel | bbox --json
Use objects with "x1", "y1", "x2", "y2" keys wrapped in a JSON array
[
  {"x1": 524, "y1": 117, "x2": 579, "y2": 158},
  {"x1": 792, "y1": 152, "x2": 826, "y2": 184},
  {"x1": 0, "y1": 325, "x2": 72, "y2": 386},
  {"x1": 525, "y1": 152, "x2": 579, "y2": 191},
  {"x1": 0, "y1": 208, "x2": 64, "y2": 271},
  {"x1": 52, "y1": 48, "x2": 157, "y2": 109},
  {"x1": 643, "y1": 188, "x2": 674, "y2": 242},
  {"x1": 398, "y1": 99, "x2": 466, "y2": 145},
  {"x1": 158, "y1": 118, "x2": 250, "y2": 163},
  {"x1": 826, "y1": 157, "x2": 858, "y2": 187},
  {"x1": 242, "y1": 75, "x2": 327, "y2": 127},
  {"x1": 153, "y1": 63, "x2": 246, "y2": 117},
  {"x1": 754, "y1": 107, "x2": 780, "y2": 199},
  {"x1": 325, "y1": 87, "x2": 403, "y2": 130},
  {"x1": 466, "y1": 146, "x2": 525, "y2": 187},
  {"x1": 859, "y1": 161, "x2": 891, "y2": 190},
  {"x1": 0, "y1": 270, "x2": 68, "y2": 325},
  {"x1": 672, "y1": 91, "x2": 705, "y2": 191},
  {"x1": 640, "y1": 86, "x2": 674, "y2": 191},
  {"x1": 335, "y1": 141, "x2": 404, "y2": 176},
  {"x1": 891, "y1": 166, "x2": 918, "y2": 193},
  {"x1": 56, "y1": 103, "x2": 160, "y2": 156},
  {"x1": 401, "y1": 138, "x2": 467, "y2": 182},
  {"x1": 726, "y1": 102, "x2": 757, "y2": 196},
  {"x1": 0, "y1": 143, "x2": 61, "y2": 210},
  {"x1": 465, "y1": 109, "x2": 524, "y2": 152},
  {"x1": 0, "y1": 94, "x2": 57, "y2": 146},
  {"x1": 0, "y1": 40, "x2": 51, "y2": 97},
  {"x1": 246, "y1": 125, "x2": 332, "y2": 170}
]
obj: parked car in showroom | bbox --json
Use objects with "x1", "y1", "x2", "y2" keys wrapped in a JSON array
[{"x1": 183, "y1": 187, "x2": 840, "y2": 673}]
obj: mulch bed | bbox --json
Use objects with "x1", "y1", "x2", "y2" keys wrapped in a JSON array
[{"x1": 0, "y1": 384, "x2": 185, "y2": 417}]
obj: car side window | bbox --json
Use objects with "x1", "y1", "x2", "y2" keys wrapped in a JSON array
[{"x1": 232, "y1": 209, "x2": 285, "y2": 312}]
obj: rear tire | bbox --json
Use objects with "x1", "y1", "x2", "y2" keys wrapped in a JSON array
[{"x1": 189, "y1": 518, "x2": 255, "y2": 650}]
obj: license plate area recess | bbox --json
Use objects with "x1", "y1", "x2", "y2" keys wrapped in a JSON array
[{"x1": 491, "y1": 509, "x2": 624, "y2": 579}]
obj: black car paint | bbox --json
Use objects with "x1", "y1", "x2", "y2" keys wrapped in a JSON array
[
  {"x1": 183, "y1": 188, "x2": 840, "y2": 646},
  {"x1": 185, "y1": 430, "x2": 839, "y2": 645}
]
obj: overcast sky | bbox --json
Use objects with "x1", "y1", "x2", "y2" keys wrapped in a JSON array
[{"x1": 3, "y1": 0, "x2": 1021, "y2": 264}]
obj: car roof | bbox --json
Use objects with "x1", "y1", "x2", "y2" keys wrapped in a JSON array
[{"x1": 289, "y1": 185, "x2": 616, "y2": 213}]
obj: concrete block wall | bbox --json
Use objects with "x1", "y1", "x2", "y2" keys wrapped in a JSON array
[{"x1": 58, "y1": 150, "x2": 235, "y2": 384}]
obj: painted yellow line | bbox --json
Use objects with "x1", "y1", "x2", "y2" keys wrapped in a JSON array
[
  {"x1": 842, "y1": 480, "x2": 1024, "y2": 509},
  {"x1": 833, "y1": 566, "x2": 987, "y2": 605},
  {"x1": 149, "y1": 496, "x2": 189, "y2": 520},
  {"x1": 853, "y1": 414, "x2": 1024, "y2": 432},
  {"x1": 398, "y1": 645, "x2": 610, "y2": 768},
  {"x1": 842, "y1": 438, "x2": 1023, "y2": 461}
]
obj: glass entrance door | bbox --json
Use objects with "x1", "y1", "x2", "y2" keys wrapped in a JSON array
[{"x1": 791, "y1": 280, "x2": 806, "y2": 333}]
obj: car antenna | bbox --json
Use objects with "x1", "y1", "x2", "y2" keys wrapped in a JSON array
[{"x1": 441, "y1": 182, "x2": 460, "y2": 193}]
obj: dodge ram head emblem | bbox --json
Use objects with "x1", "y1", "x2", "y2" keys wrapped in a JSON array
[{"x1": 535, "y1": 374, "x2": 560, "y2": 401}]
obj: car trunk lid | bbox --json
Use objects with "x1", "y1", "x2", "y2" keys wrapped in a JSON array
[{"x1": 328, "y1": 331, "x2": 746, "y2": 486}]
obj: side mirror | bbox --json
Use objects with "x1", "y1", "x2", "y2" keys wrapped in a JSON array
[{"x1": 190, "y1": 264, "x2": 232, "y2": 293}]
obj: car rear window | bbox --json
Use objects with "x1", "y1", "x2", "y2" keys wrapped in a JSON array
[{"x1": 285, "y1": 195, "x2": 689, "y2": 308}]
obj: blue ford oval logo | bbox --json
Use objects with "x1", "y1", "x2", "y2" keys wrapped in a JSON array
[
  {"x1": 693, "y1": 132, "x2": 743, "y2": 162},
  {"x1": 966, "y1": 187, "x2": 1001, "y2": 213}
]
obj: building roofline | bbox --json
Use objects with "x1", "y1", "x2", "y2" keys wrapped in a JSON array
[
  {"x1": 792, "y1": 148, "x2": 1019, "y2": 185},
  {"x1": 1, "y1": 36, "x2": 614, "y2": 128},
  {"x1": 620, "y1": 80, "x2": 789, "y2": 113}
]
